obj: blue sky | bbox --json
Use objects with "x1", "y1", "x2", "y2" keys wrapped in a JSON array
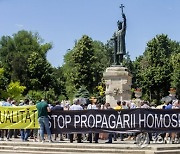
[{"x1": 0, "y1": 0, "x2": 180, "y2": 67}]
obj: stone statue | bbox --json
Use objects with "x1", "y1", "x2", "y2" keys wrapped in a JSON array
[{"x1": 112, "y1": 4, "x2": 126, "y2": 65}]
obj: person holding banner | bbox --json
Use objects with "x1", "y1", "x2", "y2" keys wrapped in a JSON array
[
  {"x1": 114, "y1": 101, "x2": 122, "y2": 141},
  {"x1": 105, "y1": 103, "x2": 114, "y2": 143},
  {"x1": 51, "y1": 101, "x2": 64, "y2": 141},
  {"x1": 171, "y1": 100, "x2": 180, "y2": 144},
  {"x1": 87, "y1": 97, "x2": 99, "y2": 143},
  {"x1": 19, "y1": 98, "x2": 31, "y2": 142},
  {"x1": 164, "y1": 100, "x2": 173, "y2": 144},
  {"x1": 114, "y1": 100, "x2": 122, "y2": 110},
  {"x1": 36, "y1": 99, "x2": 52, "y2": 143},
  {"x1": 69, "y1": 98, "x2": 83, "y2": 143},
  {"x1": 0, "y1": 98, "x2": 13, "y2": 141}
]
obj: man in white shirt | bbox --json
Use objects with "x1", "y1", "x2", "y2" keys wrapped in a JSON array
[
  {"x1": 69, "y1": 99, "x2": 83, "y2": 111},
  {"x1": 69, "y1": 98, "x2": 83, "y2": 143}
]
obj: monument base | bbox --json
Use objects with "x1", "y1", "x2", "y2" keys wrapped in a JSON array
[{"x1": 103, "y1": 66, "x2": 132, "y2": 108}]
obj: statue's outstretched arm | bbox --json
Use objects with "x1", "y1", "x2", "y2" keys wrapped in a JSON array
[{"x1": 122, "y1": 13, "x2": 126, "y2": 31}]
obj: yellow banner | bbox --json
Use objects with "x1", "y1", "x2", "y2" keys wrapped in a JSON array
[{"x1": 0, "y1": 105, "x2": 39, "y2": 129}]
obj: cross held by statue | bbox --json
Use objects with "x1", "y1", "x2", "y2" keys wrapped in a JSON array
[{"x1": 120, "y1": 4, "x2": 125, "y2": 14}]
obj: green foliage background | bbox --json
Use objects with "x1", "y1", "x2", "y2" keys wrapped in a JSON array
[{"x1": 0, "y1": 30, "x2": 179, "y2": 105}]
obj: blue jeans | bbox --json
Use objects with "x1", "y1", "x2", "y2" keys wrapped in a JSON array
[
  {"x1": 38, "y1": 116, "x2": 51, "y2": 141},
  {"x1": 20, "y1": 129, "x2": 30, "y2": 141}
]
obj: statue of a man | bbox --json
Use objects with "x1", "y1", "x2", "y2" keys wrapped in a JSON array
[{"x1": 113, "y1": 12, "x2": 126, "y2": 65}]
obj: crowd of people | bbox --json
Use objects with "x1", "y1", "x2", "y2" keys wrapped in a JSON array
[{"x1": 0, "y1": 96, "x2": 180, "y2": 144}]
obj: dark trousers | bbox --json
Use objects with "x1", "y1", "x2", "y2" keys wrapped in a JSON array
[
  {"x1": 88, "y1": 133, "x2": 99, "y2": 143},
  {"x1": 0, "y1": 129, "x2": 13, "y2": 139},
  {"x1": 0, "y1": 130, "x2": 5, "y2": 139},
  {"x1": 108, "y1": 133, "x2": 113, "y2": 143},
  {"x1": 69, "y1": 134, "x2": 82, "y2": 143},
  {"x1": 13, "y1": 129, "x2": 19, "y2": 138}
]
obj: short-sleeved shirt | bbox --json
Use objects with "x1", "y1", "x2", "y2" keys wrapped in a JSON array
[
  {"x1": 114, "y1": 105, "x2": 122, "y2": 110},
  {"x1": 1, "y1": 101, "x2": 11, "y2": 106},
  {"x1": 69, "y1": 104, "x2": 83, "y2": 110},
  {"x1": 36, "y1": 101, "x2": 49, "y2": 118},
  {"x1": 87, "y1": 104, "x2": 97, "y2": 110},
  {"x1": 165, "y1": 104, "x2": 172, "y2": 109},
  {"x1": 51, "y1": 105, "x2": 63, "y2": 111}
]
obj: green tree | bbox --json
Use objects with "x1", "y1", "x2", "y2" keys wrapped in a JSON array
[
  {"x1": 75, "y1": 86, "x2": 90, "y2": 98},
  {"x1": 7, "y1": 81, "x2": 26, "y2": 100},
  {"x1": 122, "y1": 51, "x2": 134, "y2": 73},
  {"x1": 11, "y1": 53, "x2": 28, "y2": 83},
  {"x1": 63, "y1": 35, "x2": 111, "y2": 99},
  {"x1": 46, "y1": 88, "x2": 56, "y2": 104},
  {"x1": 52, "y1": 67, "x2": 67, "y2": 98},
  {"x1": 96, "y1": 80, "x2": 106, "y2": 104},
  {"x1": 92, "y1": 41, "x2": 111, "y2": 89},
  {"x1": 26, "y1": 90, "x2": 44, "y2": 102},
  {"x1": 27, "y1": 52, "x2": 54, "y2": 91},
  {"x1": 0, "y1": 67, "x2": 9, "y2": 98},
  {"x1": 170, "y1": 52, "x2": 180, "y2": 98},
  {"x1": 63, "y1": 35, "x2": 95, "y2": 98},
  {"x1": 71, "y1": 35, "x2": 95, "y2": 92},
  {"x1": 63, "y1": 49, "x2": 77, "y2": 99},
  {"x1": 0, "y1": 67, "x2": 8, "y2": 90},
  {"x1": 104, "y1": 39, "x2": 114, "y2": 65},
  {"x1": 0, "y1": 30, "x2": 52, "y2": 92},
  {"x1": 134, "y1": 34, "x2": 174, "y2": 103}
]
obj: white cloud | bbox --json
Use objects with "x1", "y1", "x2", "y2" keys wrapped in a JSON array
[{"x1": 15, "y1": 24, "x2": 24, "y2": 28}]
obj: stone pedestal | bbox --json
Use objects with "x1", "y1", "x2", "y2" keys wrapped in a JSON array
[{"x1": 103, "y1": 66, "x2": 132, "y2": 108}]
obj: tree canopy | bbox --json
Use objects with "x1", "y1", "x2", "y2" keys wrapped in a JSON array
[
  {"x1": 132, "y1": 34, "x2": 180, "y2": 103},
  {"x1": 0, "y1": 30, "x2": 64, "y2": 102},
  {"x1": 0, "y1": 30, "x2": 179, "y2": 104},
  {"x1": 62, "y1": 35, "x2": 111, "y2": 99}
]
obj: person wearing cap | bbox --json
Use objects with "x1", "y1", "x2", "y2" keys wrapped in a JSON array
[{"x1": 87, "y1": 97, "x2": 99, "y2": 143}]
